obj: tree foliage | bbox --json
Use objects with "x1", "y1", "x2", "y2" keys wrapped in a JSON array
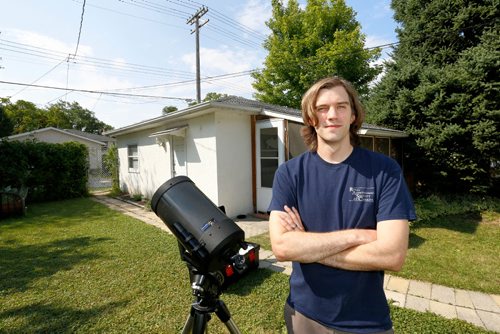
[
  {"x1": 187, "y1": 92, "x2": 232, "y2": 106},
  {"x1": 252, "y1": 0, "x2": 381, "y2": 108},
  {"x1": 366, "y1": 0, "x2": 499, "y2": 194},
  {"x1": 0, "y1": 103, "x2": 14, "y2": 137},
  {"x1": 162, "y1": 105, "x2": 178, "y2": 114},
  {"x1": 1, "y1": 99, "x2": 113, "y2": 136}
]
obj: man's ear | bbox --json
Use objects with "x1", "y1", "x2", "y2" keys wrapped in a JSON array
[{"x1": 350, "y1": 113, "x2": 356, "y2": 124}]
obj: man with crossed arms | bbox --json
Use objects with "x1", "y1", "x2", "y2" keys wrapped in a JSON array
[{"x1": 269, "y1": 77, "x2": 416, "y2": 334}]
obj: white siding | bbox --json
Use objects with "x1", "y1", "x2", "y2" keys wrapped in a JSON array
[
  {"x1": 215, "y1": 111, "x2": 253, "y2": 218},
  {"x1": 185, "y1": 114, "x2": 219, "y2": 204},
  {"x1": 114, "y1": 109, "x2": 255, "y2": 218},
  {"x1": 117, "y1": 128, "x2": 171, "y2": 198}
]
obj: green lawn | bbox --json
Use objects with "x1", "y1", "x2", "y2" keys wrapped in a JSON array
[{"x1": 0, "y1": 198, "x2": 495, "y2": 333}]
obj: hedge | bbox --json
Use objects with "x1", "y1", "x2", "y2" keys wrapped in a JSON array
[{"x1": 0, "y1": 140, "x2": 89, "y2": 203}]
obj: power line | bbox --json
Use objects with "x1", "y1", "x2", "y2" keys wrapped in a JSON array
[
  {"x1": 10, "y1": 58, "x2": 68, "y2": 98},
  {"x1": 72, "y1": 0, "x2": 87, "y2": 59},
  {"x1": 0, "y1": 80, "x2": 193, "y2": 101}
]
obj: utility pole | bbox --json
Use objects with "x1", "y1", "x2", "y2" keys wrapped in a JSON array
[{"x1": 187, "y1": 6, "x2": 209, "y2": 104}]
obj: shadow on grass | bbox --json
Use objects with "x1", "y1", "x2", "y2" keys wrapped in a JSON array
[
  {"x1": 409, "y1": 232, "x2": 426, "y2": 249},
  {"x1": 412, "y1": 212, "x2": 482, "y2": 234},
  {"x1": 225, "y1": 267, "x2": 276, "y2": 296},
  {"x1": 0, "y1": 236, "x2": 111, "y2": 295},
  {"x1": 0, "y1": 300, "x2": 129, "y2": 334}
]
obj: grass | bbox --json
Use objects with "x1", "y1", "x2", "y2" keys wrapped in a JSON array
[
  {"x1": 0, "y1": 198, "x2": 496, "y2": 333},
  {"x1": 400, "y1": 212, "x2": 500, "y2": 294}
]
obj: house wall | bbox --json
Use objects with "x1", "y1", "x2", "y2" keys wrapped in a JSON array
[
  {"x1": 183, "y1": 114, "x2": 219, "y2": 204},
  {"x1": 114, "y1": 111, "x2": 254, "y2": 219},
  {"x1": 117, "y1": 128, "x2": 171, "y2": 198},
  {"x1": 116, "y1": 115, "x2": 220, "y2": 203},
  {"x1": 214, "y1": 110, "x2": 253, "y2": 218}
]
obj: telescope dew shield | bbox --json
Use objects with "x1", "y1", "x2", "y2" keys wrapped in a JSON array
[{"x1": 151, "y1": 176, "x2": 244, "y2": 271}]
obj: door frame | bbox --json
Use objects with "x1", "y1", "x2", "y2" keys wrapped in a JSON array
[{"x1": 255, "y1": 118, "x2": 285, "y2": 213}]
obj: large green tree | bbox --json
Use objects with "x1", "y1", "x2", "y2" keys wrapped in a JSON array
[
  {"x1": 366, "y1": 0, "x2": 499, "y2": 194},
  {"x1": 46, "y1": 101, "x2": 113, "y2": 134},
  {"x1": 2, "y1": 99, "x2": 47, "y2": 134},
  {"x1": 2, "y1": 99, "x2": 113, "y2": 135},
  {"x1": 252, "y1": 0, "x2": 381, "y2": 108}
]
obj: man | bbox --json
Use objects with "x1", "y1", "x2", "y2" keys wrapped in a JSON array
[{"x1": 268, "y1": 77, "x2": 416, "y2": 334}]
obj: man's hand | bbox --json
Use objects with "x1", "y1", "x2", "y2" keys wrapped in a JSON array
[{"x1": 278, "y1": 205, "x2": 305, "y2": 231}]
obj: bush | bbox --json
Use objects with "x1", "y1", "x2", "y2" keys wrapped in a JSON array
[{"x1": 0, "y1": 140, "x2": 89, "y2": 203}]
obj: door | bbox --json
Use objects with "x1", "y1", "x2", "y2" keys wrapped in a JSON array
[
  {"x1": 171, "y1": 135, "x2": 187, "y2": 177},
  {"x1": 256, "y1": 119, "x2": 285, "y2": 213}
]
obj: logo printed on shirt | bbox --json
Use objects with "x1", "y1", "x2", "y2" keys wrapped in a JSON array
[{"x1": 349, "y1": 187, "x2": 374, "y2": 202}]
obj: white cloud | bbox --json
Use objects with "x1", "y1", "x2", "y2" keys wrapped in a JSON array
[
  {"x1": 5, "y1": 28, "x2": 92, "y2": 57},
  {"x1": 237, "y1": 0, "x2": 272, "y2": 35}
]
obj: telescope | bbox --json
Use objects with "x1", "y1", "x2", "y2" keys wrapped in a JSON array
[{"x1": 151, "y1": 176, "x2": 260, "y2": 333}]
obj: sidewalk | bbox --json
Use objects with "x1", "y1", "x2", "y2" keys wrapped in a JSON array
[{"x1": 91, "y1": 194, "x2": 500, "y2": 332}]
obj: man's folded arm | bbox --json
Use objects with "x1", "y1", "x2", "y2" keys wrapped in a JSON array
[
  {"x1": 318, "y1": 219, "x2": 409, "y2": 272},
  {"x1": 269, "y1": 209, "x2": 377, "y2": 263}
]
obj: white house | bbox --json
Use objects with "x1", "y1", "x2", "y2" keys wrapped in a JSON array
[
  {"x1": 105, "y1": 97, "x2": 408, "y2": 218},
  {"x1": 6, "y1": 127, "x2": 116, "y2": 188}
]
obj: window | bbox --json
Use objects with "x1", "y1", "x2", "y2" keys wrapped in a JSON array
[
  {"x1": 260, "y1": 127, "x2": 278, "y2": 188},
  {"x1": 128, "y1": 145, "x2": 139, "y2": 172},
  {"x1": 374, "y1": 137, "x2": 390, "y2": 156},
  {"x1": 359, "y1": 136, "x2": 374, "y2": 151}
]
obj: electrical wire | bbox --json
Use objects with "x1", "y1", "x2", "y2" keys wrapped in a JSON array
[
  {"x1": 0, "y1": 80, "x2": 192, "y2": 101},
  {"x1": 72, "y1": 0, "x2": 87, "y2": 58}
]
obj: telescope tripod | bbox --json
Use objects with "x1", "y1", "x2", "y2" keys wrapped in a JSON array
[{"x1": 181, "y1": 269, "x2": 241, "y2": 334}]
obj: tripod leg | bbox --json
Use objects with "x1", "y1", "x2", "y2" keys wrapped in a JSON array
[
  {"x1": 181, "y1": 307, "x2": 195, "y2": 334},
  {"x1": 193, "y1": 311, "x2": 210, "y2": 334},
  {"x1": 215, "y1": 300, "x2": 242, "y2": 334}
]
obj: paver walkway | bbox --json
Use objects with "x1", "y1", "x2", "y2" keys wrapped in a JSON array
[{"x1": 91, "y1": 194, "x2": 500, "y2": 332}]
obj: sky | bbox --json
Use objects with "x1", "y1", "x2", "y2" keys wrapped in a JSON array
[{"x1": 0, "y1": 0, "x2": 398, "y2": 129}]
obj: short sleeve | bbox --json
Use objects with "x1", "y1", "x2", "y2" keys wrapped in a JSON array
[
  {"x1": 376, "y1": 160, "x2": 417, "y2": 222},
  {"x1": 267, "y1": 163, "x2": 297, "y2": 213}
]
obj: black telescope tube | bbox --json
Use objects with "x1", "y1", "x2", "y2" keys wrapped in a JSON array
[{"x1": 151, "y1": 176, "x2": 244, "y2": 272}]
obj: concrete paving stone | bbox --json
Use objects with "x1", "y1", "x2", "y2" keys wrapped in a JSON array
[
  {"x1": 431, "y1": 284, "x2": 455, "y2": 305},
  {"x1": 492, "y1": 294, "x2": 500, "y2": 308},
  {"x1": 383, "y1": 275, "x2": 390, "y2": 289},
  {"x1": 385, "y1": 290, "x2": 406, "y2": 307},
  {"x1": 408, "y1": 280, "x2": 431, "y2": 299},
  {"x1": 455, "y1": 289, "x2": 474, "y2": 308},
  {"x1": 258, "y1": 249, "x2": 274, "y2": 260},
  {"x1": 476, "y1": 310, "x2": 500, "y2": 333},
  {"x1": 405, "y1": 295, "x2": 430, "y2": 313},
  {"x1": 469, "y1": 291, "x2": 500, "y2": 313},
  {"x1": 429, "y1": 300, "x2": 457, "y2": 319},
  {"x1": 386, "y1": 276, "x2": 409, "y2": 294},
  {"x1": 456, "y1": 306, "x2": 485, "y2": 329}
]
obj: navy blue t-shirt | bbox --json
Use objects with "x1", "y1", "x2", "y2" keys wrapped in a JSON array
[{"x1": 268, "y1": 147, "x2": 416, "y2": 333}]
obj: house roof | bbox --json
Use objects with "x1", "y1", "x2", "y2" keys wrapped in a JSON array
[
  {"x1": 6, "y1": 127, "x2": 115, "y2": 145},
  {"x1": 104, "y1": 96, "x2": 407, "y2": 138}
]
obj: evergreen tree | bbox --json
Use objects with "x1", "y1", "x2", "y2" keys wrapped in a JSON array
[
  {"x1": 252, "y1": 0, "x2": 381, "y2": 108},
  {"x1": 366, "y1": 0, "x2": 499, "y2": 194}
]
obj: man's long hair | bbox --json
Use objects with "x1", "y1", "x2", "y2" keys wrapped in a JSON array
[{"x1": 300, "y1": 77, "x2": 365, "y2": 151}]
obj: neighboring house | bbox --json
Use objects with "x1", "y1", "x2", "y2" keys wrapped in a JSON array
[
  {"x1": 104, "y1": 97, "x2": 408, "y2": 218},
  {"x1": 6, "y1": 127, "x2": 116, "y2": 188}
]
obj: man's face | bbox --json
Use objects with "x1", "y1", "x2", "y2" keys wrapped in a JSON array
[{"x1": 314, "y1": 86, "x2": 355, "y2": 149}]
